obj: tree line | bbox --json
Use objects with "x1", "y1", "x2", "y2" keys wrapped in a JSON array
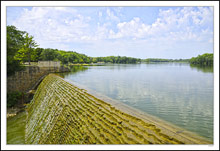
[
  {"x1": 7, "y1": 25, "x2": 213, "y2": 77},
  {"x1": 7, "y1": 25, "x2": 141, "y2": 76},
  {"x1": 94, "y1": 56, "x2": 141, "y2": 64},
  {"x1": 142, "y1": 58, "x2": 189, "y2": 63},
  {"x1": 189, "y1": 53, "x2": 213, "y2": 66},
  {"x1": 24, "y1": 48, "x2": 141, "y2": 65},
  {"x1": 142, "y1": 54, "x2": 213, "y2": 66}
]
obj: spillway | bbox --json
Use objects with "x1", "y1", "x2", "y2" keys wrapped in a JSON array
[{"x1": 25, "y1": 74, "x2": 210, "y2": 144}]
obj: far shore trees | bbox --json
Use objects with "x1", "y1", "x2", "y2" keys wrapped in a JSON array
[
  {"x1": 190, "y1": 53, "x2": 213, "y2": 66},
  {"x1": 7, "y1": 25, "x2": 213, "y2": 77},
  {"x1": 142, "y1": 58, "x2": 189, "y2": 63}
]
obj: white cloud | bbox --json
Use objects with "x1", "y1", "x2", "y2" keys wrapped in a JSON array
[
  {"x1": 12, "y1": 7, "x2": 92, "y2": 48},
  {"x1": 108, "y1": 7, "x2": 213, "y2": 43},
  {"x1": 54, "y1": 7, "x2": 68, "y2": 11},
  {"x1": 9, "y1": 6, "x2": 213, "y2": 57},
  {"x1": 12, "y1": 6, "x2": 213, "y2": 45},
  {"x1": 108, "y1": 17, "x2": 151, "y2": 39},
  {"x1": 106, "y1": 8, "x2": 120, "y2": 22}
]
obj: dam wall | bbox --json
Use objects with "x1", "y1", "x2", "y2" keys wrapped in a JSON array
[
  {"x1": 7, "y1": 66, "x2": 69, "y2": 93},
  {"x1": 25, "y1": 74, "x2": 210, "y2": 144}
]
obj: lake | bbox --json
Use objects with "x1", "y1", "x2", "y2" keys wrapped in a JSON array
[{"x1": 60, "y1": 63, "x2": 213, "y2": 141}]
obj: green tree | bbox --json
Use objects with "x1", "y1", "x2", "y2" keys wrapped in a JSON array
[
  {"x1": 15, "y1": 33, "x2": 38, "y2": 65},
  {"x1": 190, "y1": 53, "x2": 213, "y2": 66},
  {"x1": 32, "y1": 48, "x2": 44, "y2": 61},
  {"x1": 79, "y1": 58, "x2": 84, "y2": 63},
  {"x1": 40, "y1": 48, "x2": 58, "y2": 61},
  {"x1": 7, "y1": 25, "x2": 26, "y2": 76},
  {"x1": 92, "y1": 58, "x2": 97, "y2": 63}
]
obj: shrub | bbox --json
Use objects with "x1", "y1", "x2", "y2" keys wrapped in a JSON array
[{"x1": 7, "y1": 91, "x2": 22, "y2": 108}]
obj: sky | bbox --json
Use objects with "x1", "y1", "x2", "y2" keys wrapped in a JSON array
[{"x1": 6, "y1": 6, "x2": 214, "y2": 59}]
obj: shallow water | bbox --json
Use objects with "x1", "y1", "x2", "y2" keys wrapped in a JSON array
[{"x1": 61, "y1": 63, "x2": 213, "y2": 141}]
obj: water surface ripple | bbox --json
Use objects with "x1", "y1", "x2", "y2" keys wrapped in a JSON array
[{"x1": 62, "y1": 63, "x2": 213, "y2": 141}]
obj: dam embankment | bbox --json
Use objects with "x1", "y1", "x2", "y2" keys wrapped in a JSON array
[{"x1": 24, "y1": 74, "x2": 211, "y2": 144}]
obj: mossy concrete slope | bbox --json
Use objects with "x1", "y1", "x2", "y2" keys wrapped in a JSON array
[{"x1": 25, "y1": 74, "x2": 210, "y2": 144}]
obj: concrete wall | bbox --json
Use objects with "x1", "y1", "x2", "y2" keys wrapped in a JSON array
[{"x1": 38, "y1": 61, "x2": 61, "y2": 68}]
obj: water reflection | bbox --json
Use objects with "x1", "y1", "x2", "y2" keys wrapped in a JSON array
[
  {"x1": 90, "y1": 64, "x2": 142, "y2": 71},
  {"x1": 190, "y1": 64, "x2": 213, "y2": 73},
  {"x1": 60, "y1": 63, "x2": 213, "y2": 141},
  {"x1": 59, "y1": 65, "x2": 88, "y2": 77}
]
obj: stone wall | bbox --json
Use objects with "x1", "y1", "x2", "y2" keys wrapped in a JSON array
[
  {"x1": 7, "y1": 66, "x2": 68, "y2": 94},
  {"x1": 38, "y1": 61, "x2": 61, "y2": 68}
]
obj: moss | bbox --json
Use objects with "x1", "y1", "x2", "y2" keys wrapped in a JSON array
[{"x1": 25, "y1": 74, "x2": 209, "y2": 144}]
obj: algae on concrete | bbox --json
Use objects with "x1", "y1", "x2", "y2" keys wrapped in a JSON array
[{"x1": 25, "y1": 74, "x2": 211, "y2": 144}]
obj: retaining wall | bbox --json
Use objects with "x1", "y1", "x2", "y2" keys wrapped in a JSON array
[
  {"x1": 7, "y1": 66, "x2": 69, "y2": 93},
  {"x1": 38, "y1": 61, "x2": 61, "y2": 68}
]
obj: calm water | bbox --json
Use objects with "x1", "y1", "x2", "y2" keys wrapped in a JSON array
[{"x1": 61, "y1": 63, "x2": 213, "y2": 141}]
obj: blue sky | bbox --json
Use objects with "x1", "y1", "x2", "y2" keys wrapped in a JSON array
[{"x1": 7, "y1": 6, "x2": 214, "y2": 59}]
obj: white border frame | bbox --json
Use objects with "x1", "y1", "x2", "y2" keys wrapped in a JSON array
[{"x1": 1, "y1": 1, "x2": 219, "y2": 150}]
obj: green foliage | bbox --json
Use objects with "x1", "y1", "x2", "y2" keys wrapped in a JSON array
[
  {"x1": 92, "y1": 58, "x2": 98, "y2": 63},
  {"x1": 7, "y1": 91, "x2": 22, "y2": 108},
  {"x1": 7, "y1": 26, "x2": 26, "y2": 76},
  {"x1": 30, "y1": 48, "x2": 141, "y2": 64},
  {"x1": 190, "y1": 53, "x2": 213, "y2": 66},
  {"x1": 143, "y1": 58, "x2": 189, "y2": 63},
  {"x1": 15, "y1": 47, "x2": 28, "y2": 62},
  {"x1": 40, "y1": 48, "x2": 59, "y2": 61},
  {"x1": 7, "y1": 25, "x2": 93, "y2": 67},
  {"x1": 94, "y1": 56, "x2": 141, "y2": 64},
  {"x1": 15, "y1": 33, "x2": 38, "y2": 64},
  {"x1": 31, "y1": 48, "x2": 44, "y2": 61},
  {"x1": 36, "y1": 48, "x2": 92, "y2": 65}
]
